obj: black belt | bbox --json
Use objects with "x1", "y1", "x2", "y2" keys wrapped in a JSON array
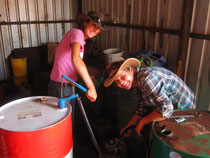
[{"x1": 51, "y1": 80, "x2": 72, "y2": 87}]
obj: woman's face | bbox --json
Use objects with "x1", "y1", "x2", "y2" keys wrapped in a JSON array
[
  {"x1": 114, "y1": 69, "x2": 134, "y2": 90},
  {"x1": 83, "y1": 20, "x2": 101, "y2": 39}
]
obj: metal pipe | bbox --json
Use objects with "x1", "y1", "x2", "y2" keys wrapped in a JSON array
[
  {"x1": 61, "y1": 77, "x2": 64, "y2": 98},
  {"x1": 61, "y1": 74, "x2": 87, "y2": 93},
  {"x1": 0, "y1": 20, "x2": 76, "y2": 25},
  {"x1": 104, "y1": 22, "x2": 181, "y2": 35},
  {"x1": 1, "y1": 21, "x2": 210, "y2": 41},
  {"x1": 190, "y1": 33, "x2": 210, "y2": 40}
]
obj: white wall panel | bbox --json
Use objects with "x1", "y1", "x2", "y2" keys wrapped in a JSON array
[{"x1": 19, "y1": 0, "x2": 27, "y2": 21}]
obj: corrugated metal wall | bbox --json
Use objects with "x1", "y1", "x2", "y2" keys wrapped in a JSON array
[
  {"x1": 0, "y1": 0, "x2": 209, "y2": 110},
  {"x1": 82, "y1": 0, "x2": 210, "y2": 111},
  {"x1": 0, "y1": 0, "x2": 78, "y2": 81},
  {"x1": 83, "y1": 0, "x2": 183, "y2": 72},
  {"x1": 186, "y1": 0, "x2": 210, "y2": 110}
]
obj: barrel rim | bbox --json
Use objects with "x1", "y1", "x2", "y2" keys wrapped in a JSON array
[
  {"x1": 152, "y1": 109, "x2": 210, "y2": 157},
  {"x1": 103, "y1": 48, "x2": 123, "y2": 54},
  {"x1": 0, "y1": 96, "x2": 72, "y2": 132}
]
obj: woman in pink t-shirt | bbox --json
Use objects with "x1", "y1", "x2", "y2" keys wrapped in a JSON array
[
  {"x1": 48, "y1": 11, "x2": 108, "y2": 153},
  {"x1": 49, "y1": 11, "x2": 108, "y2": 103}
]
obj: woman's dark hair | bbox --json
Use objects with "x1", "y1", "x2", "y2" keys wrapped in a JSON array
[{"x1": 78, "y1": 18, "x2": 90, "y2": 30}]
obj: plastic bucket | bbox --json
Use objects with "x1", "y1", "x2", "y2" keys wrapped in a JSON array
[
  {"x1": 103, "y1": 48, "x2": 123, "y2": 65},
  {"x1": 10, "y1": 56, "x2": 27, "y2": 77},
  {"x1": 0, "y1": 96, "x2": 73, "y2": 158}
]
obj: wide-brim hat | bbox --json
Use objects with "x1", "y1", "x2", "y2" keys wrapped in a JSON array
[
  {"x1": 104, "y1": 57, "x2": 141, "y2": 87},
  {"x1": 78, "y1": 11, "x2": 109, "y2": 31}
]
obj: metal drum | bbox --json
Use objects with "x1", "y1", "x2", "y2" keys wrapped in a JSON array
[
  {"x1": 152, "y1": 110, "x2": 210, "y2": 158},
  {"x1": 0, "y1": 96, "x2": 73, "y2": 158}
]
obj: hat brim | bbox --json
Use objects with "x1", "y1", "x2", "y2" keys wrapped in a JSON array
[
  {"x1": 104, "y1": 58, "x2": 141, "y2": 87},
  {"x1": 77, "y1": 13, "x2": 109, "y2": 31}
]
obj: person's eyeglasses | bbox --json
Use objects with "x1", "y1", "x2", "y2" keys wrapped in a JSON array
[{"x1": 106, "y1": 61, "x2": 124, "y2": 78}]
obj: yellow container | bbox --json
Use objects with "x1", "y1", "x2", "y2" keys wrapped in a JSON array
[
  {"x1": 13, "y1": 76, "x2": 28, "y2": 86},
  {"x1": 10, "y1": 56, "x2": 27, "y2": 77}
]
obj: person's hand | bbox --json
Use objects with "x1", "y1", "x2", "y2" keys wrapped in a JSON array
[
  {"x1": 120, "y1": 125, "x2": 136, "y2": 137},
  {"x1": 135, "y1": 120, "x2": 145, "y2": 136},
  {"x1": 120, "y1": 126, "x2": 132, "y2": 137},
  {"x1": 86, "y1": 87, "x2": 97, "y2": 102}
]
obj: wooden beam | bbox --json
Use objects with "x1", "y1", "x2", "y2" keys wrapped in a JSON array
[
  {"x1": 177, "y1": 0, "x2": 194, "y2": 79},
  {"x1": 78, "y1": 0, "x2": 82, "y2": 14}
]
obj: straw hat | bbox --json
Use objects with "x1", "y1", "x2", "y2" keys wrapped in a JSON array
[
  {"x1": 77, "y1": 11, "x2": 109, "y2": 30},
  {"x1": 104, "y1": 57, "x2": 141, "y2": 87}
]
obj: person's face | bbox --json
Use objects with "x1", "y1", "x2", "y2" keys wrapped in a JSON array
[
  {"x1": 114, "y1": 68, "x2": 134, "y2": 90},
  {"x1": 83, "y1": 20, "x2": 101, "y2": 39}
]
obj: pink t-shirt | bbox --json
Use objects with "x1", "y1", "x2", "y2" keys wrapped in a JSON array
[{"x1": 50, "y1": 29, "x2": 86, "y2": 83}]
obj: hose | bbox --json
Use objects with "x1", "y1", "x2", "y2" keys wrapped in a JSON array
[{"x1": 76, "y1": 97, "x2": 105, "y2": 158}]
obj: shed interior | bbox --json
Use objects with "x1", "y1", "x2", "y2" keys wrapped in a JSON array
[{"x1": 0, "y1": 0, "x2": 209, "y2": 158}]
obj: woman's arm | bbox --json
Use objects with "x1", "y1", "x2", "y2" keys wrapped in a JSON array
[{"x1": 71, "y1": 42, "x2": 97, "y2": 102}]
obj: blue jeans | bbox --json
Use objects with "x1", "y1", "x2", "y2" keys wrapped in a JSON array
[{"x1": 48, "y1": 80, "x2": 76, "y2": 126}]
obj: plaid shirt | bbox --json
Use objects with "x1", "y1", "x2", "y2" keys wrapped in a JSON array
[{"x1": 134, "y1": 66, "x2": 195, "y2": 118}]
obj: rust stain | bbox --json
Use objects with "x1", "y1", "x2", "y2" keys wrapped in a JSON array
[
  {"x1": 153, "y1": 110, "x2": 210, "y2": 155},
  {"x1": 201, "y1": 138, "x2": 208, "y2": 146}
]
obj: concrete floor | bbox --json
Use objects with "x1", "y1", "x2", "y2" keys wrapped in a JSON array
[
  {"x1": 71, "y1": 123, "x2": 106, "y2": 158},
  {"x1": 72, "y1": 104, "x2": 115, "y2": 158}
]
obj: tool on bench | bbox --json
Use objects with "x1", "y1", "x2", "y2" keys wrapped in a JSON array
[{"x1": 169, "y1": 111, "x2": 201, "y2": 119}]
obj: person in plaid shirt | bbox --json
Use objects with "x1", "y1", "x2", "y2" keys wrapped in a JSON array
[{"x1": 104, "y1": 57, "x2": 195, "y2": 136}]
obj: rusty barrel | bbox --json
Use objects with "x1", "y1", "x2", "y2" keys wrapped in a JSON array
[
  {"x1": 0, "y1": 96, "x2": 73, "y2": 158},
  {"x1": 152, "y1": 110, "x2": 210, "y2": 158}
]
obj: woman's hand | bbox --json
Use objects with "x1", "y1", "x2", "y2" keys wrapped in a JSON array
[{"x1": 86, "y1": 87, "x2": 97, "y2": 102}]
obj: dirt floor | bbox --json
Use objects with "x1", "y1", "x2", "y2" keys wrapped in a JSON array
[{"x1": 0, "y1": 81, "x2": 148, "y2": 158}]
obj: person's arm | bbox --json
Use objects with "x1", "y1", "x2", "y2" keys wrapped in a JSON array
[
  {"x1": 120, "y1": 113, "x2": 141, "y2": 136},
  {"x1": 134, "y1": 93, "x2": 174, "y2": 136},
  {"x1": 71, "y1": 42, "x2": 97, "y2": 102},
  {"x1": 134, "y1": 72, "x2": 174, "y2": 135},
  {"x1": 135, "y1": 92, "x2": 173, "y2": 135},
  {"x1": 135, "y1": 110, "x2": 165, "y2": 135}
]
